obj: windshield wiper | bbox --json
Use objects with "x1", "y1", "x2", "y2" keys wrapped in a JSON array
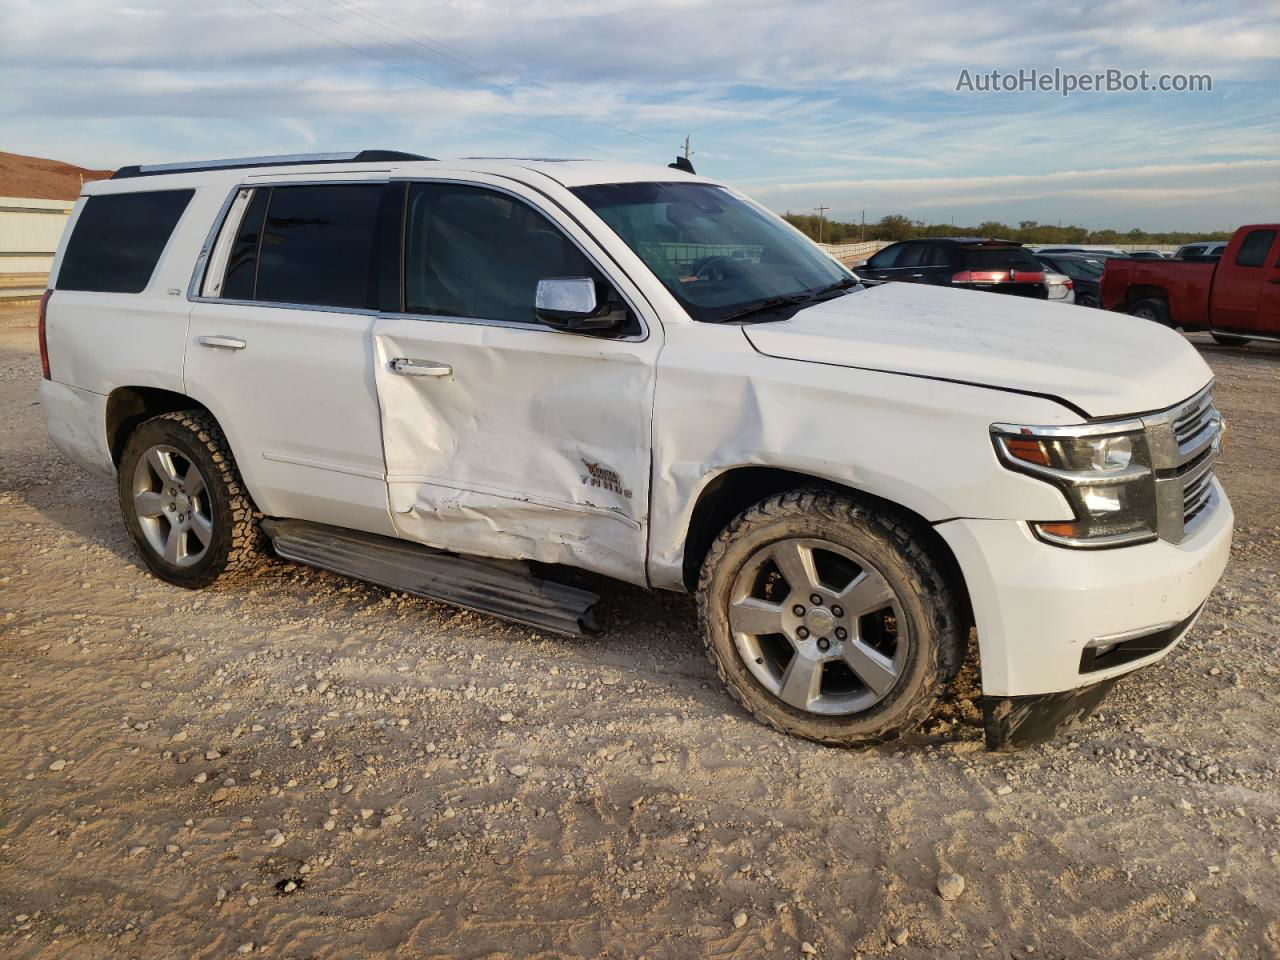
[
  {"x1": 810, "y1": 276, "x2": 859, "y2": 296},
  {"x1": 716, "y1": 277, "x2": 859, "y2": 324},
  {"x1": 716, "y1": 293, "x2": 814, "y2": 324}
]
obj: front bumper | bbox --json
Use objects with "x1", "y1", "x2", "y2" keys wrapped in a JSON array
[{"x1": 936, "y1": 483, "x2": 1232, "y2": 699}]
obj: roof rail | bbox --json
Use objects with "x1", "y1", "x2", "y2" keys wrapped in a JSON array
[{"x1": 111, "y1": 150, "x2": 433, "y2": 180}]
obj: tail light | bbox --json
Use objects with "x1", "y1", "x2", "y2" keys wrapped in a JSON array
[
  {"x1": 953, "y1": 269, "x2": 1047, "y2": 285},
  {"x1": 1063, "y1": 279, "x2": 1074, "y2": 291},
  {"x1": 38, "y1": 289, "x2": 52, "y2": 380},
  {"x1": 952, "y1": 270, "x2": 1009, "y2": 284}
]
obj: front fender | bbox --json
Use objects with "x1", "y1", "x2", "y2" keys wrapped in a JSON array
[{"x1": 646, "y1": 323, "x2": 1080, "y2": 590}]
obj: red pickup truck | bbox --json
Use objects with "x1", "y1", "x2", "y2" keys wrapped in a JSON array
[{"x1": 1102, "y1": 224, "x2": 1280, "y2": 344}]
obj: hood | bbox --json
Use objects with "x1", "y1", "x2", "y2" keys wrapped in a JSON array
[{"x1": 742, "y1": 282, "x2": 1212, "y2": 418}]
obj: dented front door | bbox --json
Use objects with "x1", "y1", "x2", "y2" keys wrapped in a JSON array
[
  {"x1": 370, "y1": 176, "x2": 660, "y2": 585},
  {"x1": 372, "y1": 318, "x2": 656, "y2": 584}
]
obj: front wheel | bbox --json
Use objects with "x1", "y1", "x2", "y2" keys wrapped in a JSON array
[
  {"x1": 117, "y1": 410, "x2": 267, "y2": 588},
  {"x1": 697, "y1": 489, "x2": 963, "y2": 746}
]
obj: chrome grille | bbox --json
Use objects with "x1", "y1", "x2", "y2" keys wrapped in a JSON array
[
  {"x1": 1142, "y1": 384, "x2": 1223, "y2": 543},
  {"x1": 1173, "y1": 391, "x2": 1217, "y2": 447}
]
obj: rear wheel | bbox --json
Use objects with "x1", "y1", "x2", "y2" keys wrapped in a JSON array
[
  {"x1": 697, "y1": 489, "x2": 962, "y2": 746},
  {"x1": 1127, "y1": 297, "x2": 1171, "y2": 327},
  {"x1": 1211, "y1": 332, "x2": 1251, "y2": 347},
  {"x1": 1076, "y1": 293, "x2": 1100, "y2": 309},
  {"x1": 118, "y1": 410, "x2": 267, "y2": 588}
]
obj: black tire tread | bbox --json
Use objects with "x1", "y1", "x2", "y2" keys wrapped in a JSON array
[
  {"x1": 125, "y1": 410, "x2": 268, "y2": 586},
  {"x1": 696, "y1": 488, "x2": 962, "y2": 747}
]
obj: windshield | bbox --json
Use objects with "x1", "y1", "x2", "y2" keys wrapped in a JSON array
[{"x1": 570, "y1": 182, "x2": 851, "y2": 323}]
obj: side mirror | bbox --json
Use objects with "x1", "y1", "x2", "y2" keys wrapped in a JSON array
[{"x1": 535, "y1": 277, "x2": 621, "y2": 333}]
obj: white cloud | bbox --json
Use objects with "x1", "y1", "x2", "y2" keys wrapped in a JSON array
[{"x1": 0, "y1": 0, "x2": 1275, "y2": 228}]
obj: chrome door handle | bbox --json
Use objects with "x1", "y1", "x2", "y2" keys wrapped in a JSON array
[
  {"x1": 390, "y1": 358, "x2": 452, "y2": 377},
  {"x1": 910, "y1": 273, "x2": 924, "y2": 278},
  {"x1": 197, "y1": 335, "x2": 246, "y2": 350}
]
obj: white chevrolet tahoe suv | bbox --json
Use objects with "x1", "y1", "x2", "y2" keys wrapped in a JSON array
[{"x1": 38, "y1": 150, "x2": 1232, "y2": 750}]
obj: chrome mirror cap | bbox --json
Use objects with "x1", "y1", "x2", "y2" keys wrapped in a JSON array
[
  {"x1": 536, "y1": 277, "x2": 598, "y2": 317},
  {"x1": 536, "y1": 277, "x2": 619, "y2": 332}
]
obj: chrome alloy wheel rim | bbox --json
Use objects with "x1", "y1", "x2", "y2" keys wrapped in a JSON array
[
  {"x1": 728, "y1": 538, "x2": 909, "y2": 715},
  {"x1": 132, "y1": 444, "x2": 213, "y2": 568}
]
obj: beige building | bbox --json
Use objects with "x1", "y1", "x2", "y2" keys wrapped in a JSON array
[{"x1": 0, "y1": 195, "x2": 74, "y2": 299}]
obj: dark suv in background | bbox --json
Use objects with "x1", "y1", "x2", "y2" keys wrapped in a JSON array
[
  {"x1": 1034, "y1": 252, "x2": 1105, "y2": 308},
  {"x1": 856, "y1": 238, "x2": 1047, "y2": 298}
]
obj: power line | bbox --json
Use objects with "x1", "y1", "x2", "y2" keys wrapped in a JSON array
[
  {"x1": 243, "y1": 0, "x2": 624, "y2": 157},
  {"x1": 319, "y1": 0, "x2": 672, "y2": 148}
]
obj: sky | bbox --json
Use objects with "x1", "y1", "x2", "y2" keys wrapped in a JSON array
[{"x1": 1, "y1": 0, "x2": 1277, "y2": 231}]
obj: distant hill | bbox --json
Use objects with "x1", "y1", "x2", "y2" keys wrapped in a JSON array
[{"x1": 0, "y1": 151, "x2": 113, "y2": 200}]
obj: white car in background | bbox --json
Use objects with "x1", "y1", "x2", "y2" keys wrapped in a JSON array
[
  {"x1": 1044, "y1": 270, "x2": 1075, "y2": 303},
  {"x1": 38, "y1": 151, "x2": 1232, "y2": 751}
]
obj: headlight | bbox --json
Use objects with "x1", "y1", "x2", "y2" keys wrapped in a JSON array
[{"x1": 991, "y1": 420, "x2": 1157, "y2": 548}]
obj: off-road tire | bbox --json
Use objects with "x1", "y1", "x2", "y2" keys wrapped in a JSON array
[
  {"x1": 697, "y1": 489, "x2": 963, "y2": 746},
  {"x1": 117, "y1": 410, "x2": 267, "y2": 588}
]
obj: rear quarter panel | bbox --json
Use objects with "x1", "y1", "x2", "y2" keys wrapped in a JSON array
[
  {"x1": 45, "y1": 180, "x2": 224, "y2": 397},
  {"x1": 1101, "y1": 259, "x2": 1214, "y2": 329}
]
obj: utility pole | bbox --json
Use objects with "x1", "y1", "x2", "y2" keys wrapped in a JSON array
[
  {"x1": 814, "y1": 204, "x2": 830, "y2": 244},
  {"x1": 860, "y1": 209, "x2": 865, "y2": 242},
  {"x1": 680, "y1": 134, "x2": 694, "y2": 161}
]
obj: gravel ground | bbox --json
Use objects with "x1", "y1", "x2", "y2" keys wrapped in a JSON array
[{"x1": 2, "y1": 301, "x2": 1278, "y2": 959}]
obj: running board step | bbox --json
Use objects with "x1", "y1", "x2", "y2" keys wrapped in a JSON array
[{"x1": 261, "y1": 519, "x2": 599, "y2": 637}]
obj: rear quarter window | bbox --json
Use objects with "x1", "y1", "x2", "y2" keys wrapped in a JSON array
[{"x1": 56, "y1": 190, "x2": 194, "y2": 293}]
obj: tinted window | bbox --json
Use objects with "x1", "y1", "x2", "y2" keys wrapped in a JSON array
[
  {"x1": 1235, "y1": 230, "x2": 1276, "y2": 268},
  {"x1": 1049, "y1": 258, "x2": 1101, "y2": 281},
  {"x1": 221, "y1": 188, "x2": 270, "y2": 301},
  {"x1": 865, "y1": 243, "x2": 904, "y2": 269},
  {"x1": 405, "y1": 183, "x2": 604, "y2": 324},
  {"x1": 57, "y1": 190, "x2": 193, "y2": 293},
  {"x1": 921, "y1": 244, "x2": 951, "y2": 267},
  {"x1": 255, "y1": 184, "x2": 389, "y2": 309},
  {"x1": 959, "y1": 245, "x2": 1041, "y2": 270},
  {"x1": 895, "y1": 242, "x2": 927, "y2": 268}
]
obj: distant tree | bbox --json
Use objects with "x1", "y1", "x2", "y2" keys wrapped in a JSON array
[
  {"x1": 874, "y1": 214, "x2": 919, "y2": 241},
  {"x1": 785, "y1": 210, "x2": 1227, "y2": 246}
]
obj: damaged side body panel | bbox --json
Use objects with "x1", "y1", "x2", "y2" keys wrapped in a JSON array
[
  {"x1": 370, "y1": 315, "x2": 659, "y2": 586},
  {"x1": 645, "y1": 321, "x2": 1081, "y2": 591}
]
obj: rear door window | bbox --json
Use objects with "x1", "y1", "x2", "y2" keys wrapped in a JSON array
[
  {"x1": 921, "y1": 244, "x2": 952, "y2": 267},
  {"x1": 250, "y1": 184, "x2": 394, "y2": 309},
  {"x1": 56, "y1": 190, "x2": 194, "y2": 293},
  {"x1": 894, "y1": 242, "x2": 927, "y2": 268},
  {"x1": 219, "y1": 188, "x2": 270, "y2": 301}
]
